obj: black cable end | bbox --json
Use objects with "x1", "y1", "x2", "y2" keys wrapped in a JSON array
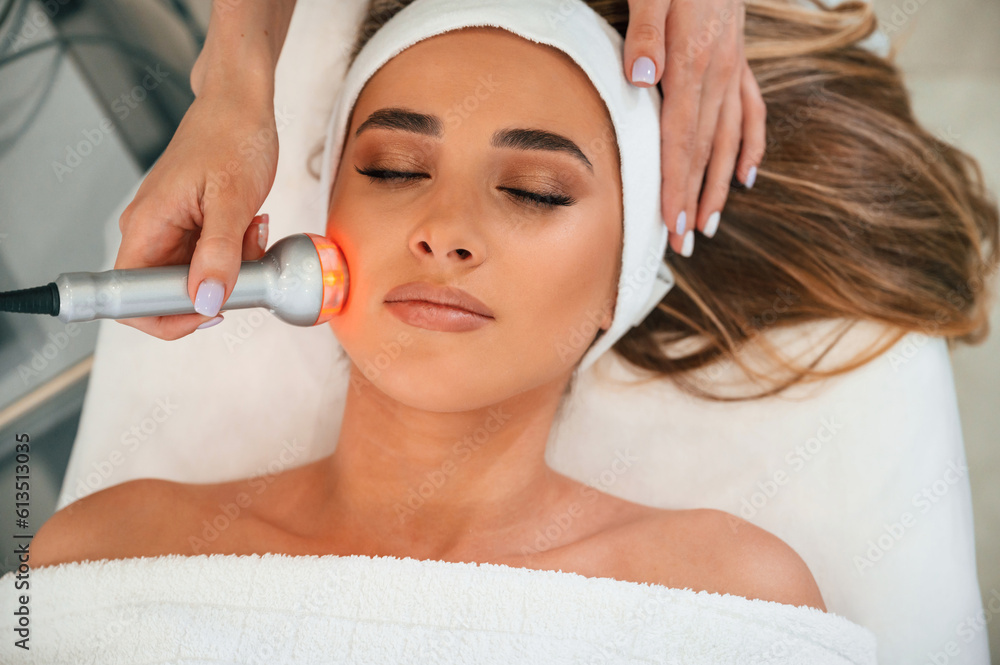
[{"x1": 0, "y1": 282, "x2": 60, "y2": 316}]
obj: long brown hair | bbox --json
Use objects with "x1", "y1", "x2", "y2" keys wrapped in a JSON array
[{"x1": 332, "y1": 0, "x2": 999, "y2": 401}]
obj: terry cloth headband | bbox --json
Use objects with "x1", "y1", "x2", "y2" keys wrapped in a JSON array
[{"x1": 319, "y1": 0, "x2": 676, "y2": 373}]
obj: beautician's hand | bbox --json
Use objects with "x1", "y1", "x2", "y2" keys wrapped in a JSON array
[
  {"x1": 624, "y1": 0, "x2": 765, "y2": 257},
  {"x1": 113, "y1": 88, "x2": 276, "y2": 340},
  {"x1": 110, "y1": 0, "x2": 297, "y2": 340}
]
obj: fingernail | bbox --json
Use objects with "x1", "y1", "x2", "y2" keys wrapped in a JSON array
[
  {"x1": 258, "y1": 215, "x2": 269, "y2": 252},
  {"x1": 197, "y1": 315, "x2": 224, "y2": 330},
  {"x1": 676, "y1": 210, "x2": 687, "y2": 236},
  {"x1": 194, "y1": 278, "x2": 225, "y2": 317},
  {"x1": 631, "y1": 56, "x2": 655, "y2": 85},
  {"x1": 704, "y1": 211, "x2": 721, "y2": 238},
  {"x1": 745, "y1": 165, "x2": 757, "y2": 189},
  {"x1": 681, "y1": 230, "x2": 695, "y2": 257}
]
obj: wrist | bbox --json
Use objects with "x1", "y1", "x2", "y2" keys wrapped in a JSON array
[
  {"x1": 190, "y1": 0, "x2": 292, "y2": 99},
  {"x1": 192, "y1": 52, "x2": 275, "y2": 104}
]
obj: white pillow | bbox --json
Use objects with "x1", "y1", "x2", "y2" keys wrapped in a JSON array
[{"x1": 57, "y1": 1, "x2": 988, "y2": 663}]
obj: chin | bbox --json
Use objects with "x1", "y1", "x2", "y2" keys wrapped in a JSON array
[
  {"x1": 365, "y1": 353, "x2": 509, "y2": 412},
  {"x1": 348, "y1": 341, "x2": 563, "y2": 413}
]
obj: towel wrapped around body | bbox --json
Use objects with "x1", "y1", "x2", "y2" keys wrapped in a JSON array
[{"x1": 1, "y1": 552, "x2": 876, "y2": 664}]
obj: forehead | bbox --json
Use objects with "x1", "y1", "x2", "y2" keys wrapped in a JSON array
[{"x1": 351, "y1": 26, "x2": 618, "y2": 167}]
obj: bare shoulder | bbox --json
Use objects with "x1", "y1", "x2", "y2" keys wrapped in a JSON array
[
  {"x1": 29, "y1": 478, "x2": 197, "y2": 569},
  {"x1": 638, "y1": 508, "x2": 827, "y2": 612}
]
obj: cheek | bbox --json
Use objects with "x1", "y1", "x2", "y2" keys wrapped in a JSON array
[
  {"x1": 324, "y1": 189, "x2": 383, "y2": 352},
  {"x1": 512, "y1": 209, "x2": 620, "y2": 368}
]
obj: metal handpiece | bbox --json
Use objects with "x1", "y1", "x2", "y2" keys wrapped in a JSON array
[{"x1": 0, "y1": 233, "x2": 350, "y2": 327}]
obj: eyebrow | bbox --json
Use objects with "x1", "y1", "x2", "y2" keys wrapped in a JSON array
[{"x1": 355, "y1": 107, "x2": 594, "y2": 173}]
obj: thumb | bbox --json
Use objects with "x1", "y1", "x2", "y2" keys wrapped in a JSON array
[
  {"x1": 624, "y1": 0, "x2": 670, "y2": 87},
  {"x1": 188, "y1": 205, "x2": 252, "y2": 317}
]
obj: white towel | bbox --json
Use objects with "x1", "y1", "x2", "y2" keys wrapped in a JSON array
[{"x1": 0, "y1": 553, "x2": 877, "y2": 664}]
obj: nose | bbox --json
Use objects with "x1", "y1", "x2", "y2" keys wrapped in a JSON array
[
  {"x1": 408, "y1": 213, "x2": 486, "y2": 270},
  {"x1": 412, "y1": 239, "x2": 473, "y2": 261}
]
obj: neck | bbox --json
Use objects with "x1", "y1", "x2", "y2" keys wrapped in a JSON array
[{"x1": 315, "y1": 364, "x2": 574, "y2": 560}]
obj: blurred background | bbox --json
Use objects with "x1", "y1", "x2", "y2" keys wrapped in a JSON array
[
  {"x1": 0, "y1": 0, "x2": 996, "y2": 658},
  {"x1": 0, "y1": 0, "x2": 205, "y2": 573},
  {"x1": 866, "y1": 0, "x2": 1000, "y2": 659}
]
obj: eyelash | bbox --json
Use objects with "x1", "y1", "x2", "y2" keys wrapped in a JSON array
[{"x1": 354, "y1": 166, "x2": 576, "y2": 208}]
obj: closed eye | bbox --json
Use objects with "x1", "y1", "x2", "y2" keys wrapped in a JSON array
[{"x1": 354, "y1": 166, "x2": 576, "y2": 208}]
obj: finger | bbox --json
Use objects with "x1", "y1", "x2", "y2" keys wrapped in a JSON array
[
  {"x1": 659, "y1": 15, "x2": 715, "y2": 248},
  {"x1": 115, "y1": 200, "x2": 198, "y2": 271},
  {"x1": 660, "y1": 0, "x2": 737, "y2": 252},
  {"x1": 115, "y1": 311, "x2": 221, "y2": 340},
  {"x1": 113, "y1": 203, "x2": 219, "y2": 340},
  {"x1": 697, "y1": 64, "x2": 743, "y2": 239},
  {"x1": 664, "y1": 47, "x2": 735, "y2": 256},
  {"x1": 187, "y1": 197, "x2": 254, "y2": 319},
  {"x1": 242, "y1": 213, "x2": 269, "y2": 261},
  {"x1": 624, "y1": 0, "x2": 671, "y2": 86},
  {"x1": 737, "y1": 61, "x2": 766, "y2": 188},
  {"x1": 678, "y1": 43, "x2": 740, "y2": 256}
]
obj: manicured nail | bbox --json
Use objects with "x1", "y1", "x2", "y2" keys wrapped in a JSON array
[
  {"x1": 681, "y1": 230, "x2": 695, "y2": 257},
  {"x1": 675, "y1": 210, "x2": 686, "y2": 236},
  {"x1": 745, "y1": 165, "x2": 757, "y2": 189},
  {"x1": 194, "y1": 278, "x2": 224, "y2": 317},
  {"x1": 704, "y1": 211, "x2": 720, "y2": 238},
  {"x1": 631, "y1": 56, "x2": 655, "y2": 85},
  {"x1": 197, "y1": 315, "x2": 224, "y2": 330},
  {"x1": 258, "y1": 214, "x2": 269, "y2": 252}
]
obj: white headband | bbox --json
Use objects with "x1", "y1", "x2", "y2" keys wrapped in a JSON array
[{"x1": 319, "y1": 0, "x2": 675, "y2": 373}]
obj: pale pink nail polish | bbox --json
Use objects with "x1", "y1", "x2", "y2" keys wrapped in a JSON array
[
  {"x1": 258, "y1": 218, "x2": 269, "y2": 252},
  {"x1": 197, "y1": 315, "x2": 224, "y2": 330}
]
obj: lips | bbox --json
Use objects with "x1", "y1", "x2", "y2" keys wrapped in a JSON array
[{"x1": 384, "y1": 281, "x2": 494, "y2": 332}]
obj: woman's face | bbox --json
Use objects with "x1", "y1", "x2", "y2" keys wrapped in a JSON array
[{"x1": 326, "y1": 27, "x2": 623, "y2": 412}]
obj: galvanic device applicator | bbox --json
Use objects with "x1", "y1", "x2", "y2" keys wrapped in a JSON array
[{"x1": 0, "y1": 233, "x2": 349, "y2": 326}]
